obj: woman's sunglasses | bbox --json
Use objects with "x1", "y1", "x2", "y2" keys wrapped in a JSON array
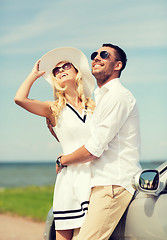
[{"x1": 52, "y1": 62, "x2": 72, "y2": 77}]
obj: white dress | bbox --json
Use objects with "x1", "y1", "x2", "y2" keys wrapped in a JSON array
[{"x1": 52, "y1": 103, "x2": 92, "y2": 230}]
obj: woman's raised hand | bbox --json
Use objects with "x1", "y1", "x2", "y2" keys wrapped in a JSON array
[{"x1": 31, "y1": 59, "x2": 45, "y2": 80}]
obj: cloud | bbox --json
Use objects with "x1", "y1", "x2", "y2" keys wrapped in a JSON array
[
  {"x1": 0, "y1": 0, "x2": 167, "y2": 56},
  {"x1": 0, "y1": 10, "x2": 64, "y2": 46}
]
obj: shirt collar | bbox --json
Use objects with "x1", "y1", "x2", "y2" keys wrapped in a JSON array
[{"x1": 94, "y1": 78, "x2": 120, "y2": 97}]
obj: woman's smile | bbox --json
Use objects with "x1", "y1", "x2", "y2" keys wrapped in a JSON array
[{"x1": 60, "y1": 73, "x2": 68, "y2": 79}]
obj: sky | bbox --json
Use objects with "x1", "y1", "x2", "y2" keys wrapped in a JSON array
[{"x1": 0, "y1": 0, "x2": 167, "y2": 163}]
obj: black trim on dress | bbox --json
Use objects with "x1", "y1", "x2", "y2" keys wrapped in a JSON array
[
  {"x1": 66, "y1": 103, "x2": 87, "y2": 123},
  {"x1": 53, "y1": 201, "x2": 89, "y2": 220}
]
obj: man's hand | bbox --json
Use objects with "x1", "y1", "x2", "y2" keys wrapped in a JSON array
[
  {"x1": 56, "y1": 164, "x2": 64, "y2": 174},
  {"x1": 46, "y1": 118, "x2": 59, "y2": 141}
]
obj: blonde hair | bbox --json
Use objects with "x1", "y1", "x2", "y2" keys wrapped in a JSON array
[{"x1": 50, "y1": 66, "x2": 95, "y2": 123}]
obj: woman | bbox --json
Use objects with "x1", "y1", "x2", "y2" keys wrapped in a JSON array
[{"x1": 15, "y1": 47, "x2": 95, "y2": 240}]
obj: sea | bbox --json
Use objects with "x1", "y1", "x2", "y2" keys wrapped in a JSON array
[{"x1": 0, "y1": 161, "x2": 166, "y2": 188}]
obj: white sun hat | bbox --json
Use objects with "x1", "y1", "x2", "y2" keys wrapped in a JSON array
[{"x1": 39, "y1": 47, "x2": 95, "y2": 97}]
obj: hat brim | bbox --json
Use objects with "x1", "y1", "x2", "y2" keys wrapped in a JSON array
[{"x1": 39, "y1": 47, "x2": 95, "y2": 97}]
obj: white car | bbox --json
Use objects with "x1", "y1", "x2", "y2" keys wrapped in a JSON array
[{"x1": 44, "y1": 161, "x2": 167, "y2": 240}]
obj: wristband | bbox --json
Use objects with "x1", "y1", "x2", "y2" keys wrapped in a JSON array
[{"x1": 56, "y1": 156, "x2": 66, "y2": 168}]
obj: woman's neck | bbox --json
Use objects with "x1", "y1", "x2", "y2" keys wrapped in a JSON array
[
  {"x1": 66, "y1": 95, "x2": 80, "y2": 106},
  {"x1": 65, "y1": 91, "x2": 85, "y2": 114},
  {"x1": 65, "y1": 89, "x2": 80, "y2": 106}
]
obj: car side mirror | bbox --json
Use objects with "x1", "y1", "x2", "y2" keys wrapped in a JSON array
[{"x1": 132, "y1": 170, "x2": 160, "y2": 194}]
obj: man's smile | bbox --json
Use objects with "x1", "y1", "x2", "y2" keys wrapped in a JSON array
[{"x1": 92, "y1": 62, "x2": 104, "y2": 69}]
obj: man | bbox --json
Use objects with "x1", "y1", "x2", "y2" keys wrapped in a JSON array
[{"x1": 56, "y1": 43, "x2": 141, "y2": 240}]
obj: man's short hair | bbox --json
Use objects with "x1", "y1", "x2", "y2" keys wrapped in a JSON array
[{"x1": 102, "y1": 43, "x2": 127, "y2": 72}]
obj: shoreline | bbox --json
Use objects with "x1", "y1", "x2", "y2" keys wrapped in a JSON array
[{"x1": 0, "y1": 161, "x2": 165, "y2": 189}]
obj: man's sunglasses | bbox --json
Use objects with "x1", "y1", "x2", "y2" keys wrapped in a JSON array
[
  {"x1": 91, "y1": 50, "x2": 120, "y2": 61},
  {"x1": 52, "y1": 62, "x2": 72, "y2": 77}
]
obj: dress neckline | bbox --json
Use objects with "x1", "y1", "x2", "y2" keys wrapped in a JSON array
[{"x1": 66, "y1": 103, "x2": 87, "y2": 123}]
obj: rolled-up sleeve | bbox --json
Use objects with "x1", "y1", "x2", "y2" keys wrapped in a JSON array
[{"x1": 85, "y1": 91, "x2": 136, "y2": 157}]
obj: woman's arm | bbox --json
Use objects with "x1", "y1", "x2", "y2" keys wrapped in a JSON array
[{"x1": 15, "y1": 60, "x2": 53, "y2": 121}]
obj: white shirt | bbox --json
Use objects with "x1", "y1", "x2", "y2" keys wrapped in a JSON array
[{"x1": 85, "y1": 78, "x2": 141, "y2": 194}]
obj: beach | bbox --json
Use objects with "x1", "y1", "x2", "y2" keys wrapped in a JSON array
[{"x1": 0, "y1": 214, "x2": 45, "y2": 240}]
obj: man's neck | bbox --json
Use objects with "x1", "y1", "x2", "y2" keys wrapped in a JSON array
[{"x1": 97, "y1": 76, "x2": 119, "y2": 88}]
